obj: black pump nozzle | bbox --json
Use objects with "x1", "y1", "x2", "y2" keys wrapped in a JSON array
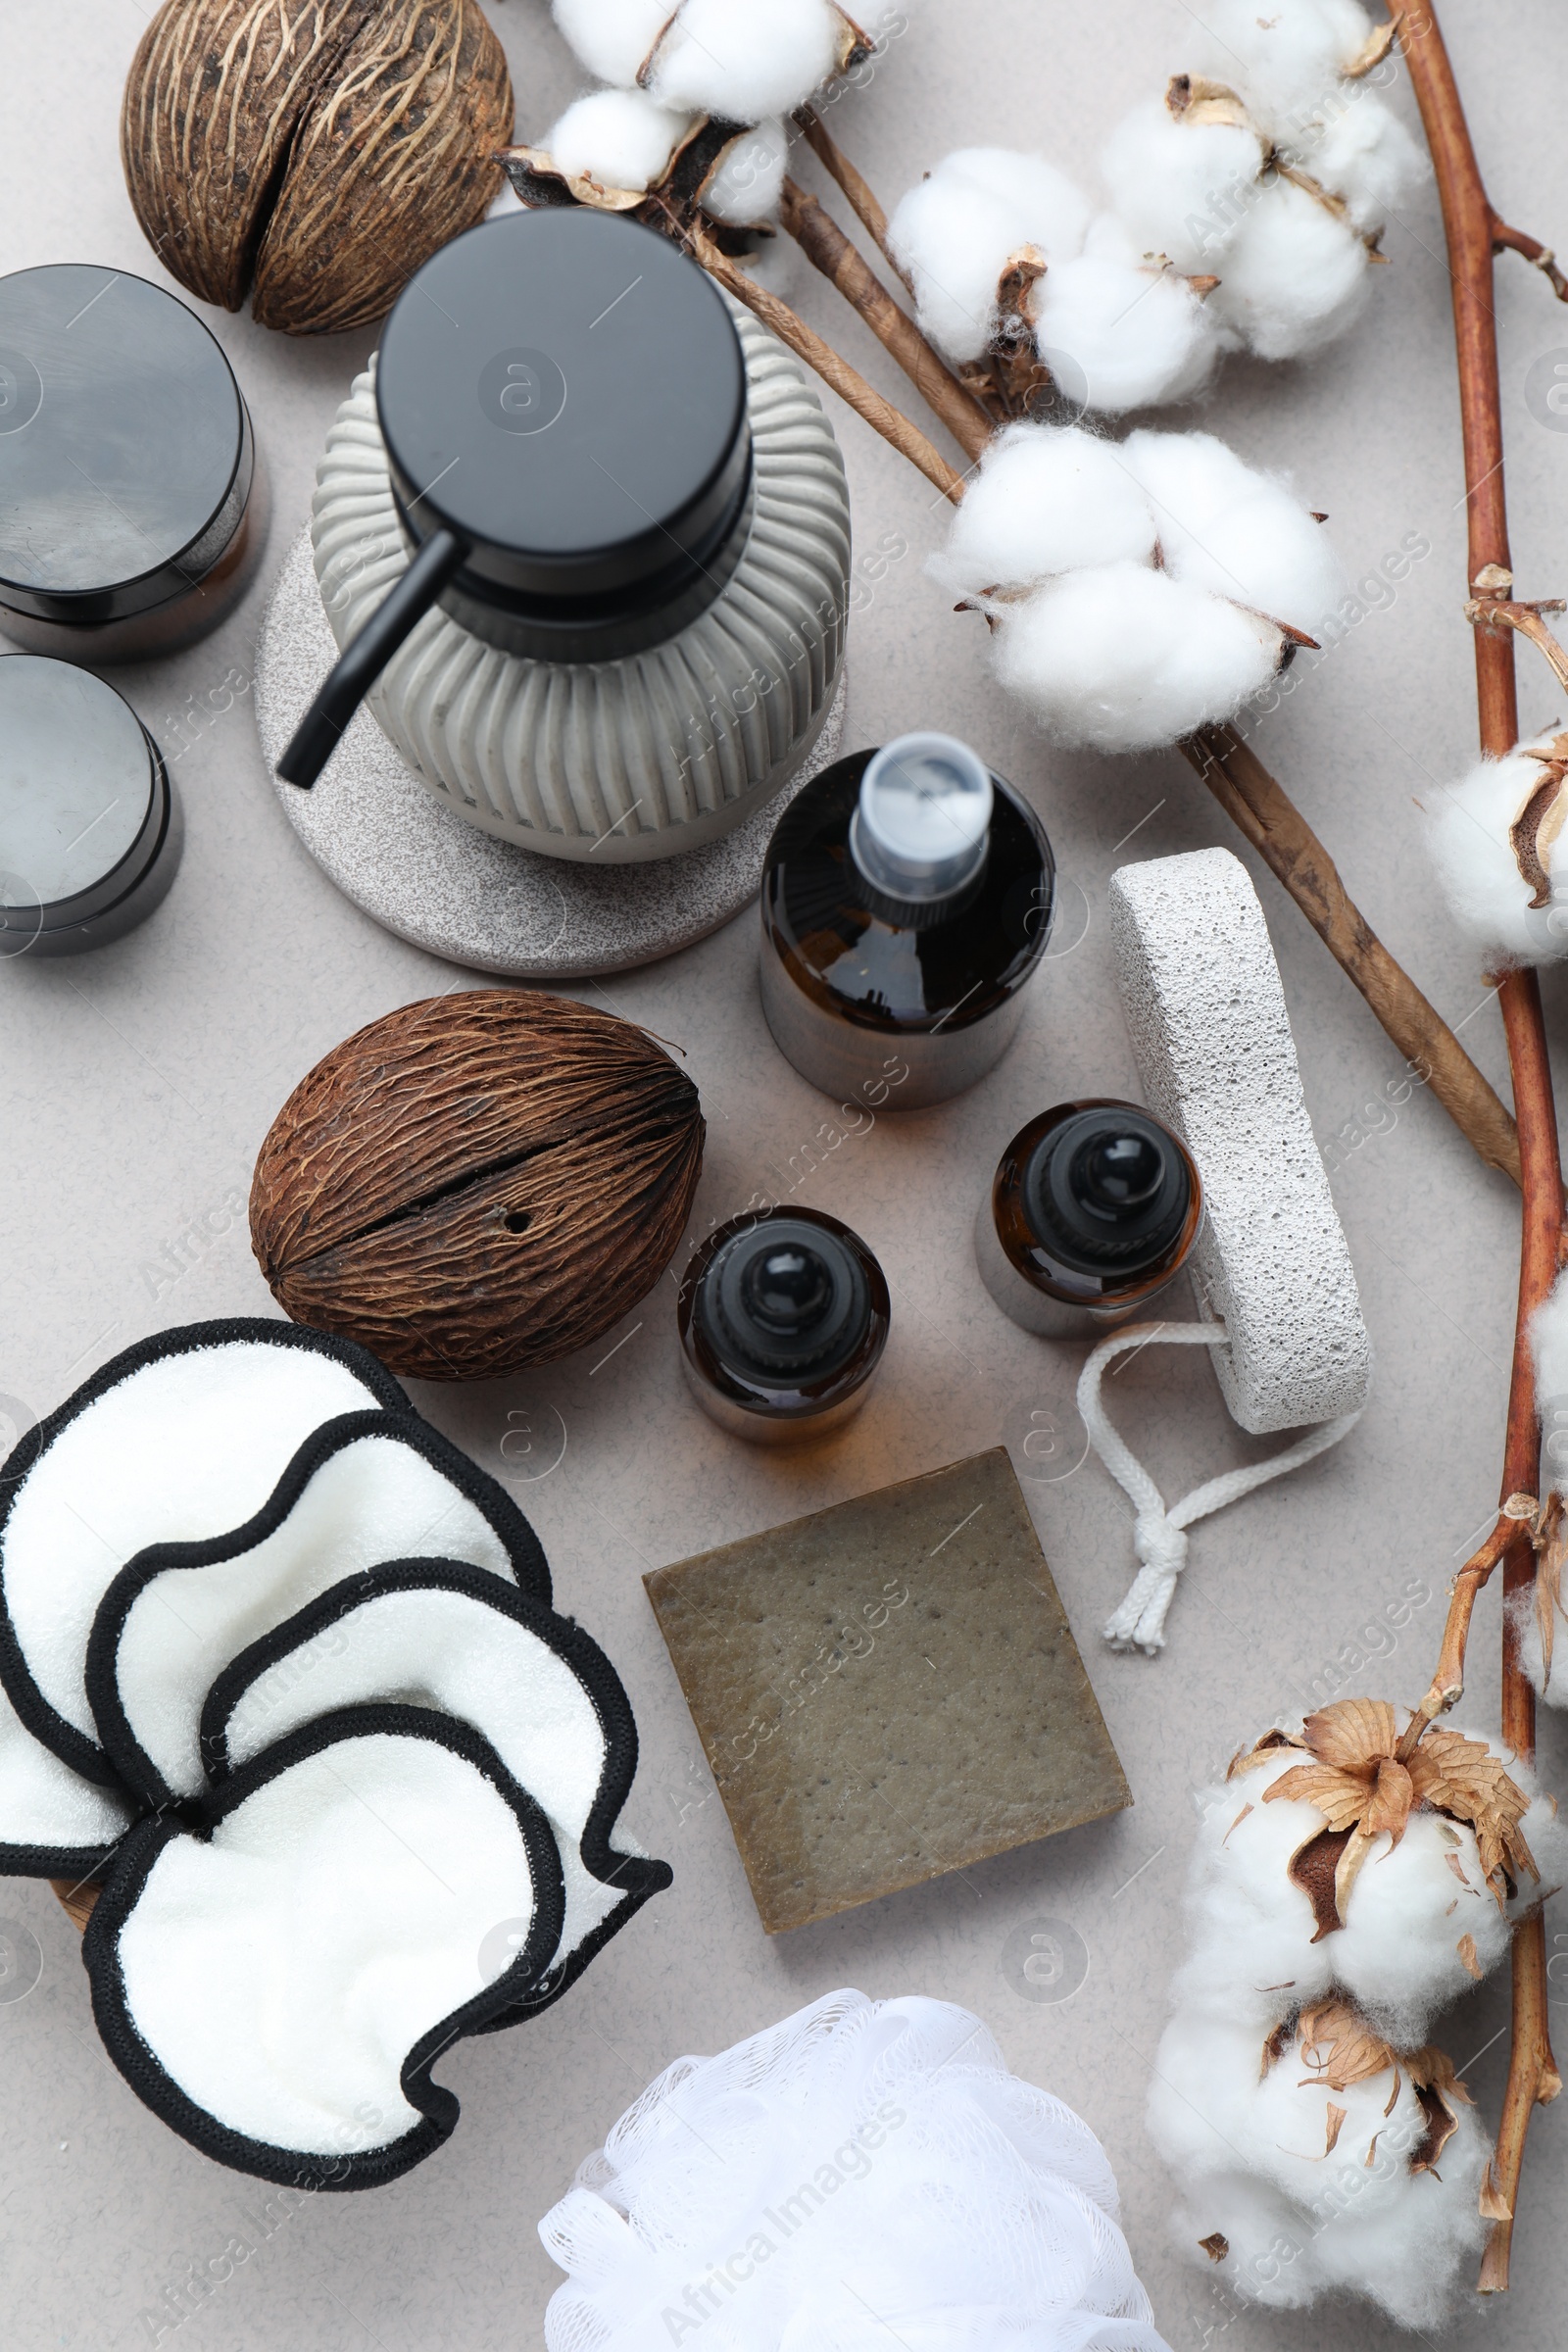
[{"x1": 275, "y1": 527, "x2": 468, "y2": 790}]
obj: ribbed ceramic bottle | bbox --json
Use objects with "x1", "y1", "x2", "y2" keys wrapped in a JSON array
[{"x1": 309, "y1": 298, "x2": 851, "y2": 863}]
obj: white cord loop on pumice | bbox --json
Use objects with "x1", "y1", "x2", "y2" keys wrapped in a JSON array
[{"x1": 1078, "y1": 1321, "x2": 1362, "y2": 1656}]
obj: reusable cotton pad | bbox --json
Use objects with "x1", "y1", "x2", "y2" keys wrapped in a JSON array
[
  {"x1": 199, "y1": 1561, "x2": 670, "y2": 2012},
  {"x1": 84, "y1": 1707, "x2": 565, "y2": 2189},
  {"x1": 88, "y1": 1415, "x2": 551, "y2": 1809},
  {"x1": 0, "y1": 1321, "x2": 405, "y2": 1862}
]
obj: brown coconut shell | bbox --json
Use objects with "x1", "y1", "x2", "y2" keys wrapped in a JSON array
[
  {"x1": 249, "y1": 993, "x2": 707, "y2": 1382},
  {"x1": 121, "y1": 0, "x2": 514, "y2": 335}
]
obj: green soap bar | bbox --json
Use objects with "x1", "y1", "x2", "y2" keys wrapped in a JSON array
[{"x1": 645, "y1": 1447, "x2": 1132, "y2": 1935}]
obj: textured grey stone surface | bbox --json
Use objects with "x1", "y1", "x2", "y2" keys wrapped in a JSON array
[{"x1": 1111, "y1": 848, "x2": 1374, "y2": 1434}]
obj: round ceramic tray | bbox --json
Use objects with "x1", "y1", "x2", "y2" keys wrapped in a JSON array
[{"x1": 252, "y1": 525, "x2": 850, "y2": 980}]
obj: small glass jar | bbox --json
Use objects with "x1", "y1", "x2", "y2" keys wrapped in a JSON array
[
  {"x1": 975, "y1": 1101, "x2": 1203, "y2": 1339},
  {"x1": 0, "y1": 656, "x2": 181, "y2": 957},
  {"x1": 0, "y1": 266, "x2": 266, "y2": 663},
  {"x1": 678, "y1": 1207, "x2": 891, "y2": 1445},
  {"x1": 760, "y1": 732, "x2": 1054, "y2": 1109}
]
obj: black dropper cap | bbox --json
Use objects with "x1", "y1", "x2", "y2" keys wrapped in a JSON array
[
  {"x1": 1022, "y1": 1106, "x2": 1191, "y2": 1276},
  {"x1": 696, "y1": 1217, "x2": 870, "y2": 1385}
]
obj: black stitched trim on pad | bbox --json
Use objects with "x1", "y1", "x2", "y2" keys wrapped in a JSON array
[
  {"x1": 87, "y1": 1413, "x2": 554, "y2": 1811},
  {"x1": 196, "y1": 1557, "x2": 672, "y2": 2003},
  {"x1": 0, "y1": 1320, "x2": 410, "y2": 1790},
  {"x1": 0, "y1": 1831, "x2": 126, "y2": 1884},
  {"x1": 83, "y1": 1703, "x2": 566, "y2": 2191}
]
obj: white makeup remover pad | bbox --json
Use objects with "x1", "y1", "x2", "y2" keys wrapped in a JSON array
[
  {"x1": 84, "y1": 1708, "x2": 565, "y2": 2189},
  {"x1": 88, "y1": 1412, "x2": 550, "y2": 1809},
  {"x1": 0, "y1": 1320, "x2": 406, "y2": 1873},
  {"x1": 199, "y1": 1563, "x2": 670, "y2": 2017}
]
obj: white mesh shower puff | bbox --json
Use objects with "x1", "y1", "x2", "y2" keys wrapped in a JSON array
[{"x1": 539, "y1": 1988, "x2": 1172, "y2": 2352}]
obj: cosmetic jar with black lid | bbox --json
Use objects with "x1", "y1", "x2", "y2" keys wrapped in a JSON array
[
  {"x1": 678, "y1": 1207, "x2": 891, "y2": 1444},
  {"x1": 0, "y1": 656, "x2": 181, "y2": 957},
  {"x1": 975, "y1": 1100, "x2": 1203, "y2": 1339},
  {"x1": 0, "y1": 266, "x2": 266, "y2": 662}
]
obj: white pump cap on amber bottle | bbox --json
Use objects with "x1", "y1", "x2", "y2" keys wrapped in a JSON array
[{"x1": 849, "y1": 731, "x2": 994, "y2": 904}]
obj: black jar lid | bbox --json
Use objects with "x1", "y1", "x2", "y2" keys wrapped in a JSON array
[
  {"x1": 0, "y1": 656, "x2": 164, "y2": 933},
  {"x1": 0, "y1": 266, "x2": 249, "y2": 626},
  {"x1": 375, "y1": 211, "x2": 752, "y2": 631},
  {"x1": 1023, "y1": 1104, "x2": 1192, "y2": 1276},
  {"x1": 696, "y1": 1214, "x2": 872, "y2": 1387}
]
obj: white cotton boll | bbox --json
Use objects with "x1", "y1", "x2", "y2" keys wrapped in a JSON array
[
  {"x1": 890, "y1": 149, "x2": 1091, "y2": 366},
  {"x1": 1533, "y1": 1270, "x2": 1568, "y2": 1439},
  {"x1": 1177, "y1": 1745, "x2": 1544, "y2": 2045},
  {"x1": 646, "y1": 0, "x2": 843, "y2": 121},
  {"x1": 1168, "y1": 2173, "x2": 1327, "y2": 2309},
  {"x1": 932, "y1": 424, "x2": 1156, "y2": 597},
  {"x1": 1206, "y1": 176, "x2": 1370, "y2": 359},
  {"x1": 890, "y1": 177, "x2": 1034, "y2": 364},
  {"x1": 552, "y1": 0, "x2": 671, "y2": 87},
  {"x1": 935, "y1": 149, "x2": 1093, "y2": 259},
  {"x1": 1188, "y1": 0, "x2": 1381, "y2": 134},
  {"x1": 1151, "y1": 2007, "x2": 1493, "y2": 2331},
  {"x1": 991, "y1": 564, "x2": 1281, "y2": 755},
  {"x1": 1424, "y1": 740, "x2": 1568, "y2": 966},
  {"x1": 544, "y1": 90, "x2": 693, "y2": 193},
  {"x1": 1121, "y1": 429, "x2": 1344, "y2": 634},
  {"x1": 1168, "y1": 1767, "x2": 1341, "y2": 2026},
  {"x1": 1290, "y1": 91, "x2": 1429, "y2": 231},
  {"x1": 1102, "y1": 98, "x2": 1267, "y2": 275},
  {"x1": 703, "y1": 119, "x2": 788, "y2": 224},
  {"x1": 1031, "y1": 252, "x2": 1220, "y2": 413}
]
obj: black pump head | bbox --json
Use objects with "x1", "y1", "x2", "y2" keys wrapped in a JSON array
[{"x1": 1023, "y1": 1105, "x2": 1192, "y2": 1275}]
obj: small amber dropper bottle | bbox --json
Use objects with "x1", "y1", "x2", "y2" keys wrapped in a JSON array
[
  {"x1": 976, "y1": 1101, "x2": 1203, "y2": 1339},
  {"x1": 678, "y1": 1207, "x2": 891, "y2": 1444}
]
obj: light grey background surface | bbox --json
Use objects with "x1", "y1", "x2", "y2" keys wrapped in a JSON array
[{"x1": 3, "y1": 3, "x2": 1568, "y2": 2347}]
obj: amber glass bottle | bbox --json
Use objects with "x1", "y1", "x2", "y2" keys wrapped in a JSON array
[
  {"x1": 760, "y1": 733, "x2": 1054, "y2": 1110},
  {"x1": 678, "y1": 1208, "x2": 891, "y2": 1444},
  {"x1": 975, "y1": 1101, "x2": 1203, "y2": 1339}
]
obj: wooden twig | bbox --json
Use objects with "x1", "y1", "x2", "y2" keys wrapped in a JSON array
[
  {"x1": 793, "y1": 102, "x2": 914, "y2": 291},
  {"x1": 1388, "y1": 0, "x2": 1565, "y2": 2288},
  {"x1": 1398, "y1": 1502, "x2": 1538, "y2": 1751},
  {"x1": 684, "y1": 219, "x2": 967, "y2": 502},
  {"x1": 1183, "y1": 722, "x2": 1526, "y2": 1189},
  {"x1": 1493, "y1": 219, "x2": 1568, "y2": 304},
  {"x1": 1466, "y1": 596, "x2": 1568, "y2": 698},
  {"x1": 777, "y1": 176, "x2": 993, "y2": 462}
]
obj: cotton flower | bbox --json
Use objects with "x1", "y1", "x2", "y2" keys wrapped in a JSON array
[
  {"x1": 543, "y1": 89, "x2": 695, "y2": 194},
  {"x1": 1512, "y1": 1272, "x2": 1568, "y2": 1704},
  {"x1": 538, "y1": 1988, "x2": 1172, "y2": 2352},
  {"x1": 703, "y1": 118, "x2": 789, "y2": 227},
  {"x1": 1150, "y1": 2005, "x2": 1492, "y2": 2330},
  {"x1": 1097, "y1": 3, "x2": 1427, "y2": 368},
  {"x1": 1424, "y1": 732, "x2": 1568, "y2": 966},
  {"x1": 889, "y1": 148, "x2": 1092, "y2": 367},
  {"x1": 1148, "y1": 1698, "x2": 1562, "y2": 2327},
  {"x1": 938, "y1": 422, "x2": 1339, "y2": 754},
  {"x1": 1186, "y1": 0, "x2": 1393, "y2": 140},
  {"x1": 1033, "y1": 227, "x2": 1221, "y2": 415},
  {"x1": 553, "y1": 0, "x2": 872, "y2": 124}
]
